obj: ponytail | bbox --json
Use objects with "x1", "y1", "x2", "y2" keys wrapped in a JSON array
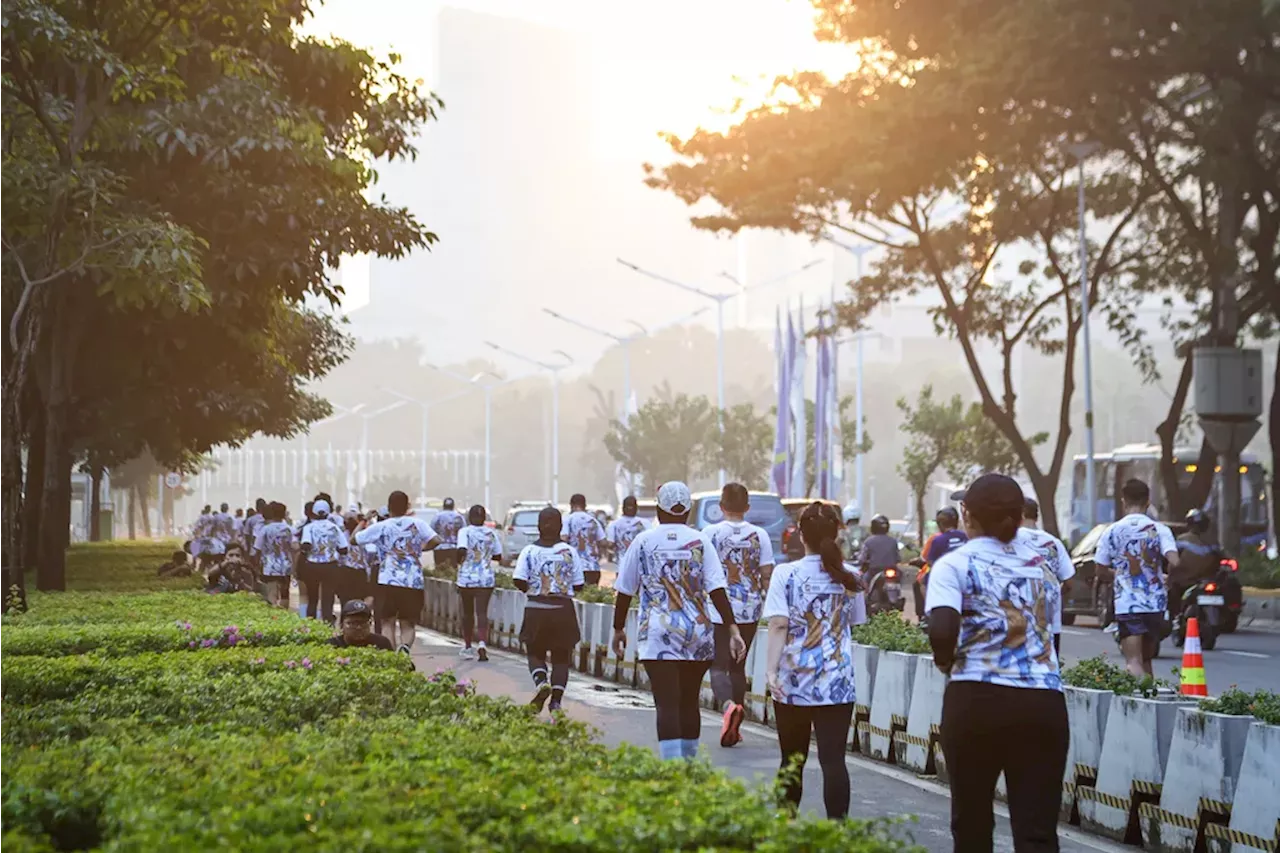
[{"x1": 799, "y1": 502, "x2": 860, "y2": 592}]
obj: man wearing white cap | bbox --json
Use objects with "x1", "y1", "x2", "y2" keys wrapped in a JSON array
[
  {"x1": 300, "y1": 499, "x2": 350, "y2": 625},
  {"x1": 612, "y1": 481, "x2": 746, "y2": 760}
]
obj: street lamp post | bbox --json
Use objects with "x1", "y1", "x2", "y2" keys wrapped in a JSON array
[
  {"x1": 618, "y1": 257, "x2": 822, "y2": 488},
  {"x1": 485, "y1": 343, "x2": 572, "y2": 504},
  {"x1": 825, "y1": 236, "x2": 875, "y2": 510},
  {"x1": 1067, "y1": 140, "x2": 1102, "y2": 531},
  {"x1": 425, "y1": 366, "x2": 521, "y2": 510},
  {"x1": 356, "y1": 401, "x2": 406, "y2": 507},
  {"x1": 380, "y1": 387, "x2": 474, "y2": 506}
]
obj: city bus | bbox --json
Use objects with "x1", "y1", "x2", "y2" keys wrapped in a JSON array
[{"x1": 1068, "y1": 443, "x2": 1269, "y2": 546}]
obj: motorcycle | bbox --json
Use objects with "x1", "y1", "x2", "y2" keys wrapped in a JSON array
[
  {"x1": 1172, "y1": 557, "x2": 1242, "y2": 650},
  {"x1": 865, "y1": 564, "x2": 906, "y2": 616}
]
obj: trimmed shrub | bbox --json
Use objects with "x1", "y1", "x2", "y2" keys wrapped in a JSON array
[
  {"x1": 1060, "y1": 654, "x2": 1168, "y2": 697},
  {"x1": 1, "y1": 615, "x2": 324, "y2": 658},
  {"x1": 61, "y1": 540, "x2": 198, "y2": 592},
  {"x1": 1200, "y1": 687, "x2": 1280, "y2": 724},
  {"x1": 6, "y1": 590, "x2": 273, "y2": 627},
  {"x1": 851, "y1": 611, "x2": 930, "y2": 653}
]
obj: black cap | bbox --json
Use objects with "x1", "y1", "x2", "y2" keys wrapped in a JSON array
[
  {"x1": 949, "y1": 473, "x2": 1025, "y2": 513},
  {"x1": 341, "y1": 600, "x2": 373, "y2": 618},
  {"x1": 442, "y1": 497, "x2": 455, "y2": 510}
]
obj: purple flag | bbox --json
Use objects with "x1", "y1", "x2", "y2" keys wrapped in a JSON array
[
  {"x1": 815, "y1": 308, "x2": 831, "y2": 499},
  {"x1": 772, "y1": 308, "x2": 790, "y2": 496}
]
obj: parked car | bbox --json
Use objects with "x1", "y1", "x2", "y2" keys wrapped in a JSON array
[
  {"x1": 688, "y1": 491, "x2": 788, "y2": 556},
  {"x1": 780, "y1": 498, "x2": 842, "y2": 561},
  {"x1": 500, "y1": 501, "x2": 554, "y2": 566}
]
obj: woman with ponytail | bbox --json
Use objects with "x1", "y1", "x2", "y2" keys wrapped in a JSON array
[
  {"x1": 926, "y1": 473, "x2": 1067, "y2": 852},
  {"x1": 762, "y1": 501, "x2": 861, "y2": 818}
]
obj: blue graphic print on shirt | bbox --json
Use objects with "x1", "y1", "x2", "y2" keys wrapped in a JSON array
[
  {"x1": 762, "y1": 556, "x2": 858, "y2": 706},
  {"x1": 514, "y1": 542, "x2": 582, "y2": 597},
  {"x1": 456, "y1": 525, "x2": 501, "y2": 588}
]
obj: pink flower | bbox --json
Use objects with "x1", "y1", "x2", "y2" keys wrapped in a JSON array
[
  {"x1": 336, "y1": 657, "x2": 350, "y2": 666},
  {"x1": 252, "y1": 657, "x2": 266, "y2": 665},
  {"x1": 188, "y1": 641, "x2": 197, "y2": 649},
  {"x1": 285, "y1": 660, "x2": 297, "y2": 669},
  {"x1": 301, "y1": 657, "x2": 312, "y2": 670},
  {"x1": 201, "y1": 639, "x2": 215, "y2": 648}
]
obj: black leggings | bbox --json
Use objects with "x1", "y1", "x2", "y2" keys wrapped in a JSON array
[
  {"x1": 711, "y1": 622, "x2": 758, "y2": 708},
  {"x1": 773, "y1": 701, "x2": 854, "y2": 819},
  {"x1": 459, "y1": 587, "x2": 493, "y2": 646},
  {"x1": 940, "y1": 681, "x2": 1069, "y2": 853},
  {"x1": 527, "y1": 646, "x2": 571, "y2": 693},
  {"x1": 303, "y1": 562, "x2": 336, "y2": 624},
  {"x1": 643, "y1": 660, "x2": 711, "y2": 741}
]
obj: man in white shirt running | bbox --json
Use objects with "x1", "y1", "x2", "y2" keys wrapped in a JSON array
[
  {"x1": 1017, "y1": 497, "x2": 1074, "y2": 657},
  {"x1": 1094, "y1": 479, "x2": 1180, "y2": 677},
  {"x1": 702, "y1": 483, "x2": 775, "y2": 748}
]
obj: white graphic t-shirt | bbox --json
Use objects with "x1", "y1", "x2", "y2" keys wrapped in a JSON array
[
  {"x1": 926, "y1": 537, "x2": 1063, "y2": 691},
  {"x1": 1094, "y1": 513, "x2": 1175, "y2": 616},
  {"x1": 1015, "y1": 527, "x2": 1074, "y2": 635},
  {"x1": 456, "y1": 524, "x2": 502, "y2": 588},
  {"x1": 514, "y1": 542, "x2": 582, "y2": 597},
  {"x1": 614, "y1": 524, "x2": 727, "y2": 661},
  {"x1": 762, "y1": 556, "x2": 858, "y2": 706},
  {"x1": 243, "y1": 514, "x2": 265, "y2": 553},
  {"x1": 606, "y1": 516, "x2": 648, "y2": 560},
  {"x1": 703, "y1": 520, "x2": 775, "y2": 624},
  {"x1": 355, "y1": 516, "x2": 440, "y2": 589},
  {"x1": 212, "y1": 512, "x2": 236, "y2": 544},
  {"x1": 301, "y1": 519, "x2": 349, "y2": 564},
  {"x1": 255, "y1": 521, "x2": 295, "y2": 577},
  {"x1": 561, "y1": 510, "x2": 606, "y2": 574},
  {"x1": 430, "y1": 510, "x2": 466, "y2": 548}
]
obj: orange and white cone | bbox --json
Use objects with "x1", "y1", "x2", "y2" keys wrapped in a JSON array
[{"x1": 1179, "y1": 617, "x2": 1208, "y2": 697}]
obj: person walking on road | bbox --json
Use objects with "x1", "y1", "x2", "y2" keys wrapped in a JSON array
[
  {"x1": 1094, "y1": 479, "x2": 1179, "y2": 677},
  {"x1": 703, "y1": 483, "x2": 775, "y2": 748},
  {"x1": 299, "y1": 499, "x2": 349, "y2": 624},
  {"x1": 606, "y1": 496, "x2": 647, "y2": 564},
  {"x1": 254, "y1": 502, "x2": 294, "y2": 608},
  {"x1": 763, "y1": 501, "x2": 862, "y2": 818},
  {"x1": 562, "y1": 493, "x2": 606, "y2": 585},
  {"x1": 512, "y1": 507, "x2": 583, "y2": 712},
  {"x1": 927, "y1": 473, "x2": 1068, "y2": 853},
  {"x1": 356, "y1": 490, "x2": 442, "y2": 653},
  {"x1": 456, "y1": 504, "x2": 502, "y2": 662},
  {"x1": 1017, "y1": 498, "x2": 1074, "y2": 656},
  {"x1": 612, "y1": 481, "x2": 744, "y2": 761},
  {"x1": 431, "y1": 498, "x2": 466, "y2": 573}
]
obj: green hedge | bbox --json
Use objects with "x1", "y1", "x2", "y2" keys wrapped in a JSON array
[
  {"x1": 1060, "y1": 655, "x2": 1168, "y2": 697},
  {"x1": 60, "y1": 540, "x2": 198, "y2": 592},
  {"x1": 851, "y1": 612, "x2": 930, "y2": 654},
  {"x1": 1200, "y1": 687, "x2": 1280, "y2": 725},
  {"x1": 6, "y1": 589, "x2": 271, "y2": 626},
  {"x1": 1, "y1": 614, "x2": 324, "y2": 658}
]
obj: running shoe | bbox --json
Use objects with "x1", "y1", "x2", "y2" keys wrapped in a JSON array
[
  {"x1": 477, "y1": 647, "x2": 489, "y2": 662},
  {"x1": 530, "y1": 683, "x2": 552, "y2": 712},
  {"x1": 548, "y1": 699, "x2": 562, "y2": 713},
  {"x1": 397, "y1": 644, "x2": 411, "y2": 656},
  {"x1": 458, "y1": 646, "x2": 475, "y2": 660},
  {"x1": 720, "y1": 702, "x2": 745, "y2": 747}
]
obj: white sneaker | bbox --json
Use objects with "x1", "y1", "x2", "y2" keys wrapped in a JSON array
[
  {"x1": 459, "y1": 646, "x2": 476, "y2": 659},
  {"x1": 1103, "y1": 622, "x2": 1119, "y2": 635}
]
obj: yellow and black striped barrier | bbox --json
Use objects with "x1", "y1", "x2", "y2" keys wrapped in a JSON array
[
  {"x1": 1138, "y1": 801, "x2": 1198, "y2": 831},
  {"x1": 1203, "y1": 821, "x2": 1279, "y2": 852},
  {"x1": 1076, "y1": 786, "x2": 1130, "y2": 812}
]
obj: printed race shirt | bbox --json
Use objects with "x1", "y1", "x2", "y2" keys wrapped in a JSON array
[
  {"x1": 301, "y1": 519, "x2": 349, "y2": 564},
  {"x1": 562, "y1": 511, "x2": 606, "y2": 575},
  {"x1": 614, "y1": 524, "x2": 727, "y2": 661},
  {"x1": 430, "y1": 510, "x2": 465, "y2": 548},
  {"x1": 703, "y1": 520, "x2": 775, "y2": 624},
  {"x1": 243, "y1": 514, "x2": 265, "y2": 553},
  {"x1": 1095, "y1": 513, "x2": 1175, "y2": 616},
  {"x1": 762, "y1": 555, "x2": 858, "y2": 706},
  {"x1": 212, "y1": 512, "x2": 236, "y2": 545},
  {"x1": 255, "y1": 521, "x2": 295, "y2": 577},
  {"x1": 456, "y1": 524, "x2": 502, "y2": 588},
  {"x1": 926, "y1": 537, "x2": 1063, "y2": 691},
  {"x1": 514, "y1": 542, "x2": 582, "y2": 597},
  {"x1": 355, "y1": 516, "x2": 440, "y2": 589},
  {"x1": 606, "y1": 516, "x2": 648, "y2": 560}
]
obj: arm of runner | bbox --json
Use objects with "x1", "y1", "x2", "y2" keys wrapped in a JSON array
[
  {"x1": 924, "y1": 554, "x2": 963, "y2": 674},
  {"x1": 759, "y1": 531, "x2": 776, "y2": 590},
  {"x1": 761, "y1": 566, "x2": 791, "y2": 699}
]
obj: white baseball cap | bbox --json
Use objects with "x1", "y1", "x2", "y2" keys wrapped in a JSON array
[
  {"x1": 656, "y1": 481, "x2": 692, "y2": 514},
  {"x1": 313, "y1": 499, "x2": 331, "y2": 517}
]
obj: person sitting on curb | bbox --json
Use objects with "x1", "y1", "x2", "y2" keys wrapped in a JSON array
[
  {"x1": 158, "y1": 550, "x2": 193, "y2": 578},
  {"x1": 329, "y1": 600, "x2": 395, "y2": 651}
]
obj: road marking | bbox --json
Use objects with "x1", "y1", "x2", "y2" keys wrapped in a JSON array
[
  {"x1": 1220, "y1": 650, "x2": 1270, "y2": 659},
  {"x1": 1061, "y1": 628, "x2": 1092, "y2": 636}
]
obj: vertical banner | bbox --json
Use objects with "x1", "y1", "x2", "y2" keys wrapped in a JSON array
[
  {"x1": 771, "y1": 309, "x2": 790, "y2": 497},
  {"x1": 814, "y1": 309, "x2": 830, "y2": 499},
  {"x1": 830, "y1": 315, "x2": 844, "y2": 502},
  {"x1": 789, "y1": 301, "x2": 808, "y2": 499}
]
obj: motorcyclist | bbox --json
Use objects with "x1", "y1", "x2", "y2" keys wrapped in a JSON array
[
  {"x1": 839, "y1": 504, "x2": 864, "y2": 562},
  {"x1": 857, "y1": 515, "x2": 901, "y2": 609},
  {"x1": 1170, "y1": 509, "x2": 1221, "y2": 624},
  {"x1": 915, "y1": 507, "x2": 967, "y2": 621}
]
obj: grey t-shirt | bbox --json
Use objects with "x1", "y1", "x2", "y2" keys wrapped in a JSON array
[{"x1": 857, "y1": 534, "x2": 900, "y2": 571}]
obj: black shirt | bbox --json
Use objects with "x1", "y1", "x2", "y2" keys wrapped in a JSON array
[{"x1": 328, "y1": 633, "x2": 394, "y2": 650}]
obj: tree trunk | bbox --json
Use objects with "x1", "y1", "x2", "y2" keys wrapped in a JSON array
[
  {"x1": 1, "y1": 399, "x2": 26, "y2": 612},
  {"x1": 127, "y1": 485, "x2": 138, "y2": 540},
  {"x1": 915, "y1": 490, "x2": 926, "y2": 548},
  {"x1": 89, "y1": 464, "x2": 103, "y2": 541},
  {"x1": 1271, "y1": 352, "x2": 1279, "y2": 547},
  {"x1": 139, "y1": 484, "x2": 152, "y2": 539},
  {"x1": 36, "y1": 410, "x2": 72, "y2": 591},
  {"x1": 20, "y1": 405, "x2": 44, "y2": 575}
]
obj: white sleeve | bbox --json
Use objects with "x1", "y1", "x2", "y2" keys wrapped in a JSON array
[
  {"x1": 1054, "y1": 538, "x2": 1075, "y2": 582},
  {"x1": 513, "y1": 547, "x2": 532, "y2": 582},
  {"x1": 299, "y1": 524, "x2": 314, "y2": 547},
  {"x1": 605, "y1": 520, "x2": 617, "y2": 543},
  {"x1": 761, "y1": 566, "x2": 790, "y2": 620},
  {"x1": 758, "y1": 528, "x2": 776, "y2": 568},
  {"x1": 253, "y1": 527, "x2": 266, "y2": 553},
  {"x1": 700, "y1": 532, "x2": 727, "y2": 592},
  {"x1": 924, "y1": 555, "x2": 964, "y2": 614},
  {"x1": 572, "y1": 547, "x2": 586, "y2": 586},
  {"x1": 1158, "y1": 524, "x2": 1177, "y2": 559},
  {"x1": 614, "y1": 535, "x2": 642, "y2": 596},
  {"x1": 560, "y1": 517, "x2": 570, "y2": 538},
  {"x1": 421, "y1": 520, "x2": 441, "y2": 547},
  {"x1": 1094, "y1": 529, "x2": 1113, "y2": 568},
  {"x1": 354, "y1": 520, "x2": 381, "y2": 546},
  {"x1": 337, "y1": 528, "x2": 350, "y2": 549}
]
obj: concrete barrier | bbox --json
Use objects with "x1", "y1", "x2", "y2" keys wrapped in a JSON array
[
  {"x1": 851, "y1": 644, "x2": 880, "y2": 754},
  {"x1": 863, "y1": 651, "x2": 917, "y2": 763},
  {"x1": 1239, "y1": 588, "x2": 1278, "y2": 631},
  {"x1": 574, "y1": 600, "x2": 591, "y2": 672},
  {"x1": 1139, "y1": 708, "x2": 1253, "y2": 852},
  {"x1": 746, "y1": 637, "x2": 769, "y2": 723},
  {"x1": 1203, "y1": 720, "x2": 1280, "y2": 853},
  {"x1": 1078, "y1": 695, "x2": 1194, "y2": 844},
  {"x1": 896, "y1": 655, "x2": 945, "y2": 774},
  {"x1": 1061, "y1": 686, "x2": 1114, "y2": 823}
]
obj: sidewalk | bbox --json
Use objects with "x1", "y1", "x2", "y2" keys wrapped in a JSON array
[{"x1": 409, "y1": 628, "x2": 1123, "y2": 853}]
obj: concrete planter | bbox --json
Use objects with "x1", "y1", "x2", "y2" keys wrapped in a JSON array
[
  {"x1": 862, "y1": 651, "x2": 917, "y2": 763},
  {"x1": 896, "y1": 655, "x2": 945, "y2": 774},
  {"x1": 1140, "y1": 708, "x2": 1253, "y2": 852},
  {"x1": 747, "y1": 637, "x2": 770, "y2": 723},
  {"x1": 1078, "y1": 694, "x2": 1195, "y2": 845},
  {"x1": 1204, "y1": 720, "x2": 1280, "y2": 853},
  {"x1": 1061, "y1": 686, "x2": 1115, "y2": 822},
  {"x1": 851, "y1": 644, "x2": 880, "y2": 753}
]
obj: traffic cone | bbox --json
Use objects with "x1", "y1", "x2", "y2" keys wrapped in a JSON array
[{"x1": 1179, "y1": 617, "x2": 1208, "y2": 697}]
